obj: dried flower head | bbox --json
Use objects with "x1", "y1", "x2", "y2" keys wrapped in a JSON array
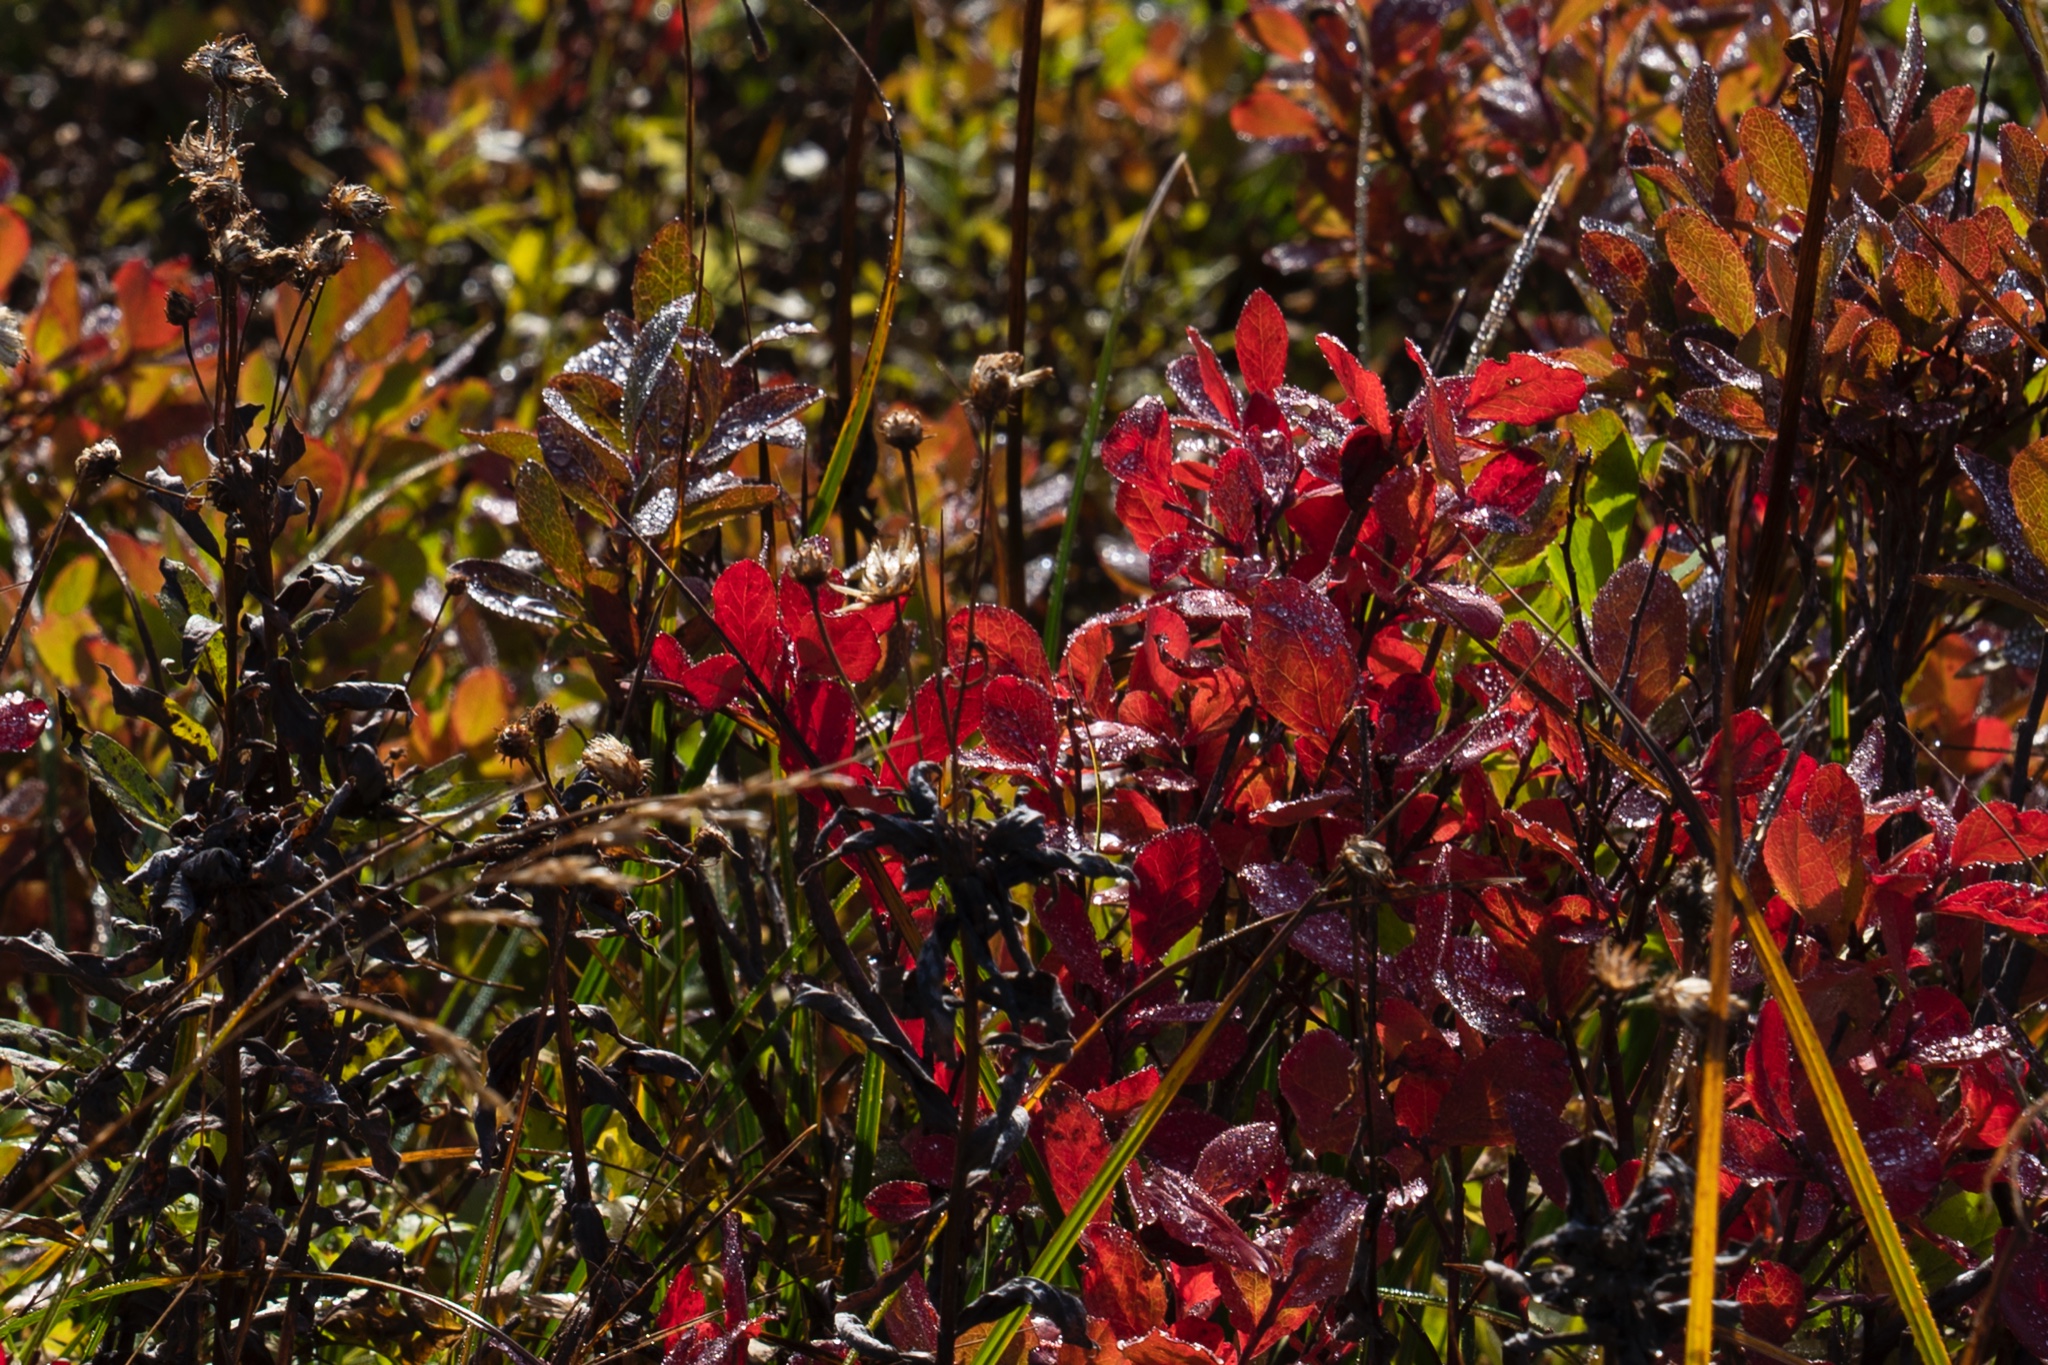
[
  {"x1": 495, "y1": 720, "x2": 533, "y2": 764},
  {"x1": 1340, "y1": 835, "x2": 1392, "y2": 885},
  {"x1": 833, "y1": 530, "x2": 920, "y2": 606},
  {"x1": 528, "y1": 701, "x2": 561, "y2": 743},
  {"x1": 75, "y1": 440, "x2": 122, "y2": 493},
  {"x1": 1592, "y1": 940, "x2": 1654, "y2": 995},
  {"x1": 185, "y1": 35, "x2": 286, "y2": 102},
  {"x1": 213, "y1": 224, "x2": 264, "y2": 278},
  {"x1": 788, "y1": 536, "x2": 834, "y2": 588},
  {"x1": 581, "y1": 734, "x2": 647, "y2": 796},
  {"x1": 966, "y1": 352, "x2": 1051, "y2": 422},
  {"x1": 1649, "y1": 973, "x2": 1729, "y2": 1028},
  {"x1": 296, "y1": 229, "x2": 354, "y2": 283},
  {"x1": 323, "y1": 182, "x2": 391, "y2": 229},
  {"x1": 444, "y1": 571, "x2": 471, "y2": 599},
  {"x1": 0, "y1": 307, "x2": 23, "y2": 371},
  {"x1": 877, "y1": 405, "x2": 927, "y2": 454},
  {"x1": 164, "y1": 290, "x2": 198, "y2": 328}
]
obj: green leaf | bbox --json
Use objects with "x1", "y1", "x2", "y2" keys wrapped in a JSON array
[
  {"x1": 83, "y1": 732, "x2": 174, "y2": 830},
  {"x1": 1663, "y1": 206, "x2": 1756, "y2": 334},
  {"x1": 514, "y1": 461, "x2": 587, "y2": 592}
]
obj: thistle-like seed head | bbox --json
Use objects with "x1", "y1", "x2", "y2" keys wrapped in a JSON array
[
  {"x1": 528, "y1": 701, "x2": 561, "y2": 743},
  {"x1": 0, "y1": 307, "x2": 23, "y2": 371},
  {"x1": 185, "y1": 35, "x2": 286, "y2": 102},
  {"x1": 75, "y1": 440, "x2": 123, "y2": 493},
  {"x1": 495, "y1": 721, "x2": 534, "y2": 764},
  {"x1": 877, "y1": 405, "x2": 927, "y2": 454},
  {"x1": 581, "y1": 734, "x2": 647, "y2": 796},
  {"x1": 323, "y1": 182, "x2": 391, "y2": 229},
  {"x1": 832, "y1": 530, "x2": 921, "y2": 606},
  {"x1": 788, "y1": 536, "x2": 834, "y2": 588}
]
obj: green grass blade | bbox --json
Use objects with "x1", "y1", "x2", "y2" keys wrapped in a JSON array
[
  {"x1": 1041, "y1": 153, "x2": 1192, "y2": 661},
  {"x1": 966, "y1": 905, "x2": 1307, "y2": 1365}
]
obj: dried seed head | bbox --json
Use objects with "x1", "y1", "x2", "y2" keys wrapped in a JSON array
[
  {"x1": 1340, "y1": 835, "x2": 1392, "y2": 886},
  {"x1": 495, "y1": 720, "x2": 534, "y2": 764},
  {"x1": 323, "y1": 182, "x2": 390, "y2": 228},
  {"x1": 295, "y1": 229, "x2": 354, "y2": 284},
  {"x1": 444, "y1": 571, "x2": 471, "y2": 599},
  {"x1": 0, "y1": 307, "x2": 23, "y2": 371},
  {"x1": 877, "y1": 405, "x2": 927, "y2": 454},
  {"x1": 247, "y1": 245, "x2": 301, "y2": 291},
  {"x1": 75, "y1": 440, "x2": 122, "y2": 493},
  {"x1": 966, "y1": 352, "x2": 1051, "y2": 422},
  {"x1": 581, "y1": 734, "x2": 647, "y2": 795},
  {"x1": 1592, "y1": 939, "x2": 1654, "y2": 994},
  {"x1": 213, "y1": 225, "x2": 264, "y2": 278},
  {"x1": 833, "y1": 529, "x2": 920, "y2": 606},
  {"x1": 185, "y1": 35, "x2": 285, "y2": 102},
  {"x1": 788, "y1": 535, "x2": 834, "y2": 588},
  {"x1": 528, "y1": 701, "x2": 561, "y2": 743},
  {"x1": 165, "y1": 290, "x2": 198, "y2": 328},
  {"x1": 1650, "y1": 973, "x2": 1729, "y2": 1028}
]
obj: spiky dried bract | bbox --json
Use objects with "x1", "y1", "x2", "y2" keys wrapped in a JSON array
[
  {"x1": 1592, "y1": 939, "x2": 1655, "y2": 994},
  {"x1": 184, "y1": 35, "x2": 285, "y2": 102},
  {"x1": 581, "y1": 734, "x2": 646, "y2": 795},
  {"x1": 528, "y1": 701, "x2": 561, "y2": 743},
  {"x1": 832, "y1": 530, "x2": 920, "y2": 606},
  {"x1": 495, "y1": 720, "x2": 534, "y2": 763},
  {"x1": 323, "y1": 182, "x2": 391, "y2": 228},
  {"x1": 296, "y1": 229, "x2": 354, "y2": 284},
  {"x1": 0, "y1": 307, "x2": 22, "y2": 370}
]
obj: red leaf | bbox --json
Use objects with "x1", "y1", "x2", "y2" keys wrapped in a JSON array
[
  {"x1": 1229, "y1": 87, "x2": 1324, "y2": 143},
  {"x1": 1699, "y1": 708, "x2": 1784, "y2": 796},
  {"x1": 1235, "y1": 289, "x2": 1289, "y2": 395},
  {"x1": 882, "y1": 671, "x2": 984, "y2": 785},
  {"x1": 650, "y1": 632, "x2": 689, "y2": 683},
  {"x1": 1735, "y1": 1260, "x2": 1805, "y2": 1344},
  {"x1": 1761, "y1": 763, "x2": 1864, "y2": 932},
  {"x1": 1087, "y1": 1066, "x2": 1162, "y2": 1119},
  {"x1": 1952, "y1": 800, "x2": 2048, "y2": 866},
  {"x1": 1102, "y1": 397, "x2": 1175, "y2": 488},
  {"x1": 1406, "y1": 340, "x2": 1465, "y2": 490},
  {"x1": 1080, "y1": 1223, "x2": 1170, "y2": 1339},
  {"x1": 863, "y1": 1180, "x2": 933, "y2": 1223},
  {"x1": 1192, "y1": 1122, "x2": 1284, "y2": 1203},
  {"x1": 712, "y1": 560, "x2": 782, "y2": 688},
  {"x1": 789, "y1": 679, "x2": 856, "y2": 767},
  {"x1": 1248, "y1": 577, "x2": 1357, "y2": 742},
  {"x1": 1130, "y1": 827, "x2": 1222, "y2": 965},
  {"x1": 1589, "y1": 561, "x2": 1688, "y2": 712},
  {"x1": 1120, "y1": 1330, "x2": 1224, "y2": 1365},
  {"x1": 1721, "y1": 1113, "x2": 1801, "y2": 1183},
  {"x1": 657, "y1": 1268, "x2": 709, "y2": 1344},
  {"x1": 1428, "y1": 1034, "x2": 1571, "y2": 1148},
  {"x1": 1934, "y1": 880, "x2": 2048, "y2": 932},
  {"x1": 981, "y1": 676, "x2": 1059, "y2": 766},
  {"x1": 1465, "y1": 352, "x2": 1587, "y2": 425},
  {"x1": 0, "y1": 693, "x2": 50, "y2": 753},
  {"x1": 2001, "y1": 1234, "x2": 2048, "y2": 1358},
  {"x1": 681, "y1": 654, "x2": 746, "y2": 711},
  {"x1": 1315, "y1": 334, "x2": 1391, "y2": 436},
  {"x1": 1033, "y1": 1081, "x2": 1114, "y2": 1221},
  {"x1": 947, "y1": 604, "x2": 1053, "y2": 687},
  {"x1": 1467, "y1": 448, "x2": 1548, "y2": 517},
  {"x1": 1185, "y1": 328, "x2": 1242, "y2": 429},
  {"x1": 1278, "y1": 1029, "x2": 1360, "y2": 1156}
]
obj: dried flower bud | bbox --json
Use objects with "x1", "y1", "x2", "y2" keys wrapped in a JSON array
[
  {"x1": 966, "y1": 352, "x2": 1051, "y2": 423},
  {"x1": 324, "y1": 182, "x2": 391, "y2": 229},
  {"x1": 0, "y1": 307, "x2": 23, "y2": 371},
  {"x1": 495, "y1": 721, "x2": 533, "y2": 764},
  {"x1": 1650, "y1": 973, "x2": 1734, "y2": 1028},
  {"x1": 832, "y1": 530, "x2": 920, "y2": 606},
  {"x1": 1340, "y1": 835, "x2": 1391, "y2": 885},
  {"x1": 877, "y1": 405, "x2": 927, "y2": 454},
  {"x1": 185, "y1": 35, "x2": 286, "y2": 102},
  {"x1": 1591, "y1": 939, "x2": 1653, "y2": 994},
  {"x1": 164, "y1": 290, "x2": 198, "y2": 328},
  {"x1": 444, "y1": 571, "x2": 471, "y2": 599},
  {"x1": 789, "y1": 536, "x2": 834, "y2": 588},
  {"x1": 296, "y1": 228, "x2": 353, "y2": 283},
  {"x1": 75, "y1": 440, "x2": 122, "y2": 493},
  {"x1": 581, "y1": 734, "x2": 647, "y2": 796},
  {"x1": 213, "y1": 226, "x2": 263, "y2": 278},
  {"x1": 528, "y1": 701, "x2": 561, "y2": 743}
]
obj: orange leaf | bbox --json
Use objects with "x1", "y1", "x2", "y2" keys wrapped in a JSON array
[{"x1": 1663, "y1": 207, "x2": 1756, "y2": 334}]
